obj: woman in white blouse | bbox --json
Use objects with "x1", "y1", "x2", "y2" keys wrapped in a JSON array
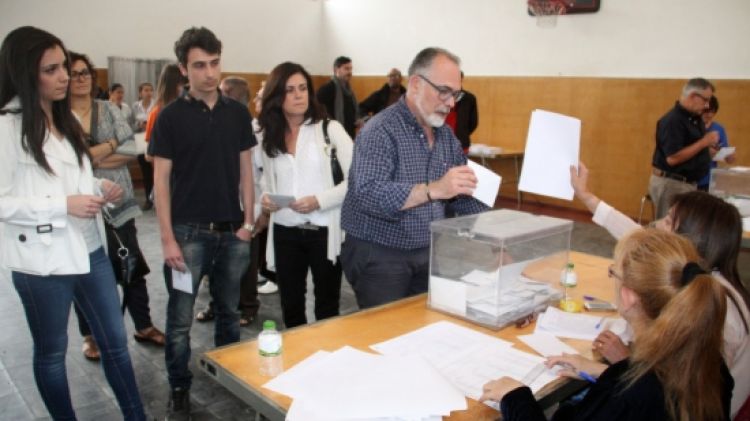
[
  {"x1": 571, "y1": 161, "x2": 750, "y2": 417},
  {"x1": 258, "y1": 62, "x2": 353, "y2": 328}
]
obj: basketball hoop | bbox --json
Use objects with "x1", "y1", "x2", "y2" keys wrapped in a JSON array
[{"x1": 528, "y1": 0, "x2": 566, "y2": 28}]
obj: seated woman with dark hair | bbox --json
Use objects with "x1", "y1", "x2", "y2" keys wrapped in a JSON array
[
  {"x1": 570, "y1": 162, "x2": 750, "y2": 417},
  {"x1": 481, "y1": 229, "x2": 733, "y2": 420}
]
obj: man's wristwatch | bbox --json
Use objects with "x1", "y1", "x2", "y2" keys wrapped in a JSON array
[{"x1": 241, "y1": 223, "x2": 254, "y2": 232}]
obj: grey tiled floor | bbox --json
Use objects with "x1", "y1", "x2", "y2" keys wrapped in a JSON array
[{"x1": 0, "y1": 199, "x2": 626, "y2": 420}]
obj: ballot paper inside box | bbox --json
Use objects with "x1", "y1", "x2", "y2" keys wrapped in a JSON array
[{"x1": 428, "y1": 209, "x2": 573, "y2": 330}]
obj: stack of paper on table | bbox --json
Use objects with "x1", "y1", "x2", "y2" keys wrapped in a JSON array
[
  {"x1": 263, "y1": 346, "x2": 466, "y2": 420},
  {"x1": 370, "y1": 321, "x2": 561, "y2": 406},
  {"x1": 535, "y1": 306, "x2": 631, "y2": 342}
]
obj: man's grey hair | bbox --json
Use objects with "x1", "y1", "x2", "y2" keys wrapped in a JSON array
[
  {"x1": 407, "y1": 47, "x2": 461, "y2": 77},
  {"x1": 681, "y1": 77, "x2": 715, "y2": 98},
  {"x1": 221, "y1": 76, "x2": 250, "y2": 104}
]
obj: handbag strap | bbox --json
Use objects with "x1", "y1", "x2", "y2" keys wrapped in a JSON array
[
  {"x1": 322, "y1": 118, "x2": 332, "y2": 146},
  {"x1": 102, "y1": 208, "x2": 129, "y2": 258}
]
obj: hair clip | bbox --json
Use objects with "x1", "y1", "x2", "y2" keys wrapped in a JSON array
[{"x1": 681, "y1": 262, "x2": 706, "y2": 286}]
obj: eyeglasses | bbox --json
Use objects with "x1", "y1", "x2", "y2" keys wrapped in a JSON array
[
  {"x1": 417, "y1": 74, "x2": 464, "y2": 102},
  {"x1": 607, "y1": 264, "x2": 623, "y2": 281},
  {"x1": 692, "y1": 92, "x2": 711, "y2": 103},
  {"x1": 70, "y1": 69, "x2": 92, "y2": 81}
]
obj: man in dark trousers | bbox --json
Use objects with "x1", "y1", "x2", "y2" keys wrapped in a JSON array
[
  {"x1": 151, "y1": 27, "x2": 256, "y2": 420},
  {"x1": 648, "y1": 77, "x2": 719, "y2": 218},
  {"x1": 316, "y1": 56, "x2": 360, "y2": 138}
]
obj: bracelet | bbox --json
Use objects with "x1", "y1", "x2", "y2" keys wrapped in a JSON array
[
  {"x1": 108, "y1": 141, "x2": 116, "y2": 153},
  {"x1": 425, "y1": 183, "x2": 433, "y2": 202}
]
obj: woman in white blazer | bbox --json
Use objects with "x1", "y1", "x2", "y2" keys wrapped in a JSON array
[
  {"x1": 258, "y1": 62, "x2": 353, "y2": 328},
  {"x1": 0, "y1": 27, "x2": 145, "y2": 420}
]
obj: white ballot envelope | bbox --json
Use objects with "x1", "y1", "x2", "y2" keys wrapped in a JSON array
[
  {"x1": 713, "y1": 147, "x2": 735, "y2": 162},
  {"x1": 172, "y1": 268, "x2": 193, "y2": 294},
  {"x1": 267, "y1": 194, "x2": 295, "y2": 208},
  {"x1": 467, "y1": 160, "x2": 501, "y2": 207}
]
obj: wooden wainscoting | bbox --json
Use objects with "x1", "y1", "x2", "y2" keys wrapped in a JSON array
[{"x1": 96, "y1": 68, "x2": 749, "y2": 220}]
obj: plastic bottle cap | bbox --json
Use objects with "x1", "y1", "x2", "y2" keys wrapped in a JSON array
[
  {"x1": 263, "y1": 320, "x2": 276, "y2": 330},
  {"x1": 566, "y1": 262, "x2": 574, "y2": 269}
]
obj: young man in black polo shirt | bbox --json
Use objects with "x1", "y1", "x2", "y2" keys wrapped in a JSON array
[
  {"x1": 648, "y1": 77, "x2": 719, "y2": 219},
  {"x1": 151, "y1": 27, "x2": 256, "y2": 419}
]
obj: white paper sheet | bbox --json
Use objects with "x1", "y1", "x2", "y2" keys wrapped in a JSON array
[
  {"x1": 370, "y1": 321, "x2": 559, "y2": 406},
  {"x1": 517, "y1": 332, "x2": 579, "y2": 357},
  {"x1": 267, "y1": 194, "x2": 295, "y2": 208},
  {"x1": 467, "y1": 160, "x2": 501, "y2": 207},
  {"x1": 287, "y1": 399, "x2": 443, "y2": 421},
  {"x1": 171, "y1": 268, "x2": 193, "y2": 294},
  {"x1": 518, "y1": 110, "x2": 581, "y2": 200},
  {"x1": 431, "y1": 342, "x2": 561, "y2": 402},
  {"x1": 263, "y1": 350, "x2": 331, "y2": 396},
  {"x1": 267, "y1": 346, "x2": 465, "y2": 420},
  {"x1": 534, "y1": 306, "x2": 628, "y2": 341},
  {"x1": 713, "y1": 146, "x2": 736, "y2": 162},
  {"x1": 371, "y1": 321, "x2": 513, "y2": 360},
  {"x1": 428, "y1": 276, "x2": 467, "y2": 316}
]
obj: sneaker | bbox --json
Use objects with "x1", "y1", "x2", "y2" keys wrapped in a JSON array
[
  {"x1": 166, "y1": 388, "x2": 191, "y2": 421},
  {"x1": 258, "y1": 281, "x2": 279, "y2": 295}
]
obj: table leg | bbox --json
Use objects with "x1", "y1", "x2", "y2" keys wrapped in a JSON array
[{"x1": 514, "y1": 155, "x2": 522, "y2": 209}]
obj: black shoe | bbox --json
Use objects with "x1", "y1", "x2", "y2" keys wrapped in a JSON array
[{"x1": 165, "y1": 387, "x2": 191, "y2": 421}]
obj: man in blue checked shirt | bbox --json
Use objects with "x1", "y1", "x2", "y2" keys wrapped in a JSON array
[{"x1": 341, "y1": 47, "x2": 489, "y2": 309}]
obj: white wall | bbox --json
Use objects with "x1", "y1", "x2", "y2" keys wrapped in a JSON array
[
  {"x1": 323, "y1": 0, "x2": 750, "y2": 78},
  {"x1": 2, "y1": 0, "x2": 749, "y2": 78},
  {"x1": 1, "y1": 0, "x2": 326, "y2": 73}
]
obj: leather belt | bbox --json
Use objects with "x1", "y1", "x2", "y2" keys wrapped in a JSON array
[
  {"x1": 652, "y1": 168, "x2": 695, "y2": 185},
  {"x1": 187, "y1": 221, "x2": 242, "y2": 232},
  {"x1": 296, "y1": 222, "x2": 322, "y2": 231}
]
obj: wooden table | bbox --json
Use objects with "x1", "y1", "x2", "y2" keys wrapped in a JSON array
[
  {"x1": 199, "y1": 251, "x2": 616, "y2": 421},
  {"x1": 467, "y1": 149, "x2": 525, "y2": 209}
]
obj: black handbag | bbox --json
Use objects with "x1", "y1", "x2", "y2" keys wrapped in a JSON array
[
  {"x1": 322, "y1": 119, "x2": 344, "y2": 186},
  {"x1": 105, "y1": 223, "x2": 138, "y2": 314},
  {"x1": 109, "y1": 227, "x2": 137, "y2": 288}
]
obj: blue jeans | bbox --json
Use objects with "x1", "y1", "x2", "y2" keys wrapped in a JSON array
[
  {"x1": 12, "y1": 248, "x2": 145, "y2": 421},
  {"x1": 164, "y1": 223, "x2": 251, "y2": 390}
]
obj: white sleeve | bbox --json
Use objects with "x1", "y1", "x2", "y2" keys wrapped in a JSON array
[{"x1": 591, "y1": 201, "x2": 641, "y2": 240}]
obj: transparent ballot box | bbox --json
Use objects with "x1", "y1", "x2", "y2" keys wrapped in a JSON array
[
  {"x1": 710, "y1": 168, "x2": 750, "y2": 199},
  {"x1": 710, "y1": 168, "x2": 750, "y2": 217},
  {"x1": 428, "y1": 209, "x2": 573, "y2": 330}
]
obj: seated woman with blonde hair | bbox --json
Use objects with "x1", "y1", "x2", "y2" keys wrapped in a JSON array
[
  {"x1": 481, "y1": 229, "x2": 733, "y2": 420},
  {"x1": 571, "y1": 162, "x2": 749, "y2": 416}
]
